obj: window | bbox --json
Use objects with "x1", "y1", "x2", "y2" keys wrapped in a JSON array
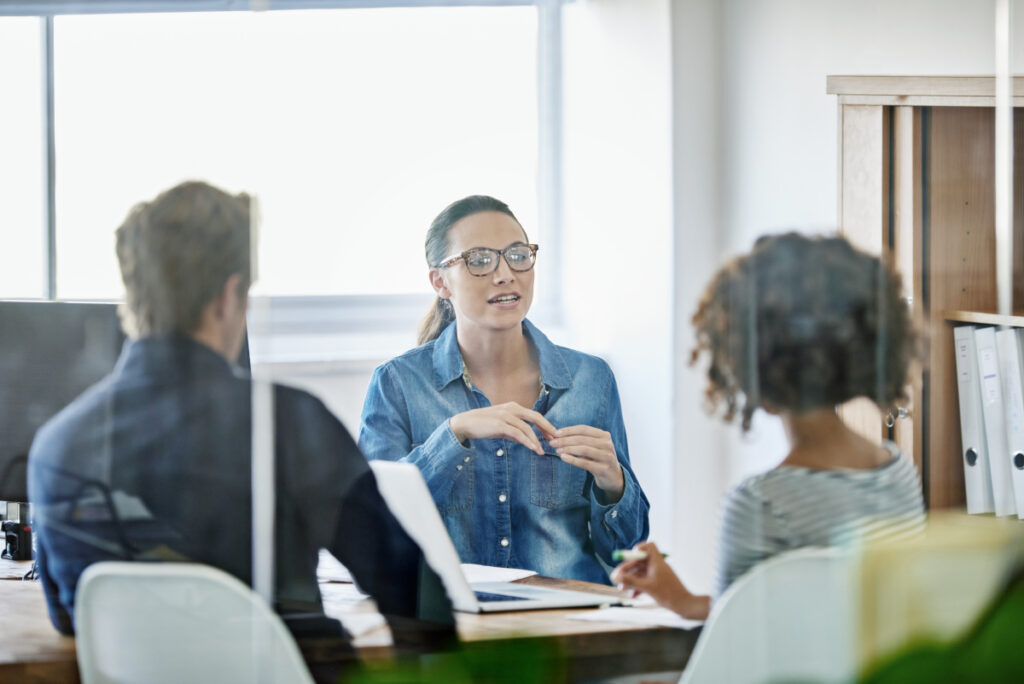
[
  {"x1": 0, "y1": 18, "x2": 45, "y2": 299},
  {"x1": 51, "y1": 7, "x2": 541, "y2": 300}
]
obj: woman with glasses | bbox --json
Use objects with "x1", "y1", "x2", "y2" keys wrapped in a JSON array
[{"x1": 359, "y1": 195, "x2": 650, "y2": 584}]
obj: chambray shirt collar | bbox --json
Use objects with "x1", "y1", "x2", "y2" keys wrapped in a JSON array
[{"x1": 431, "y1": 318, "x2": 573, "y2": 391}]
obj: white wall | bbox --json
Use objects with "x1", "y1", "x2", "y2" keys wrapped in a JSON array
[
  {"x1": 561, "y1": 0, "x2": 676, "y2": 549},
  {"x1": 668, "y1": 0, "x2": 728, "y2": 593}
]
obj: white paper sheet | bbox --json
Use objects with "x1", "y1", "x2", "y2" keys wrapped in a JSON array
[
  {"x1": 317, "y1": 552, "x2": 537, "y2": 586},
  {"x1": 566, "y1": 606, "x2": 703, "y2": 630},
  {"x1": 338, "y1": 612, "x2": 387, "y2": 637},
  {"x1": 462, "y1": 564, "x2": 537, "y2": 584},
  {"x1": 317, "y1": 549, "x2": 354, "y2": 583}
]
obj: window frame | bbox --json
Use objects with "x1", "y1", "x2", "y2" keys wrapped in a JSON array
[{"x1": 3, "y1": 0, "x2": 566, "y2": 361}]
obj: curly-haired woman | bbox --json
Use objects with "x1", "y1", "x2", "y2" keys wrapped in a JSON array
[{"x1": 612, "y1": 232, "x2": 925, "y2": 620}]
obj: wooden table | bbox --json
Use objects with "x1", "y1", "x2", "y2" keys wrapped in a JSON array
[{"x1": 0, "y1": 560, "x2": 698, "y2": 683}]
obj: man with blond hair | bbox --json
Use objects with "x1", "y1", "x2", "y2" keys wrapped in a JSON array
[{"x1": 28, "y1": 181, "x2": 453, "y2": 667}]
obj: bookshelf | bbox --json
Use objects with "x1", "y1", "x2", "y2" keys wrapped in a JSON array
[{"x1": 828, "y1": 75, "x2": 1024, "y2": 510}]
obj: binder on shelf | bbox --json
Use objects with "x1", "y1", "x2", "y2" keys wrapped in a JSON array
[
  {"x1": 974, "y1": 326, "x2": 1017, "y2": 516},
  {"x1": 953, "y1": 326, "x2": 995, "y2": 514},
  {"x1": 998, "y1": 327, "x2": 1024, "y2": 519}
]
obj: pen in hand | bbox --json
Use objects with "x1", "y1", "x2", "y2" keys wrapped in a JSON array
[{"x1": 612, "y1": 549, "x2": 669, "y2": 562}]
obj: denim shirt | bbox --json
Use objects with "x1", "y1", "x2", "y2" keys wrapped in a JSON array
[{"x1": 358, "y1": 319, "x2": 650, "y2": 584}]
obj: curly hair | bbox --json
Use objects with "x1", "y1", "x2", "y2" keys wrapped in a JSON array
[
  {"x1": 115, "y1": 181, "x2": 251, "y2": 338},
  {"x1": 690, "y1": 232, "x2": 915, "y2": 431}
]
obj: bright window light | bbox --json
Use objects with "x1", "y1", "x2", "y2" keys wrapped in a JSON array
[
  {"x1": 53, "y1": 7, "x2": 539, "y2": 299},
  {"x1": 0, "y1": 18, "x2": 45, "y2": 299}
]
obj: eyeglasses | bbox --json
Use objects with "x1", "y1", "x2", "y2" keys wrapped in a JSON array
[{"x1": 438, "y1": 242, "x2": 539, "y2": 277}]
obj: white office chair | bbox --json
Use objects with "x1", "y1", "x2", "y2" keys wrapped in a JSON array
[
  {"x1": 74, "y1": 561, "x2": 315, "y2": 684},
  {"x1": 680, "y1": 547, "x2": 855, "y2": 684}
]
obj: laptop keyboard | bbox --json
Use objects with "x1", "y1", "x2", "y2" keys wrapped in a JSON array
[{"x1": 474, "y1": 590, "x2": 530, "y2": 603}]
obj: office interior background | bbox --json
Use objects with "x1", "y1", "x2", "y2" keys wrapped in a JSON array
[{"x1": 1, "y1": 0, "x2": 1020, "y2": 596}]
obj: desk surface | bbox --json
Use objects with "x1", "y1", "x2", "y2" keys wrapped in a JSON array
[{"x1": 0, "y1": 560, "x2": 697, "y2": 683}]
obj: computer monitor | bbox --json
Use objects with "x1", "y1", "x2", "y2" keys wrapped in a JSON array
[
  {"x1": 0, "y1": 301, "x2": 253, "y2": 503},
  {"x1": 0, "y1": 301, "x2": 126, "y2": 503}
]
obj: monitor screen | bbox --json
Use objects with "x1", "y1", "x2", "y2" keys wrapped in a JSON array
[{"x1": 0, "y1": 301, "x2": 126, "y2": 502}]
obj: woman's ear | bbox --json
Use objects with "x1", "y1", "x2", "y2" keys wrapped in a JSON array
[{"x1": 429, "y1": 269, "x2": 451, "y2": 299}]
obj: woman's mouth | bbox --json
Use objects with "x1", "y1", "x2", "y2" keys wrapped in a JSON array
[{"x1": 488, "y1": 294, "x2": 521, "y2": 306}]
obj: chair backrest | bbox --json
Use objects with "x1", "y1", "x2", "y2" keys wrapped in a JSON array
[
  {"x1": 75, "y1": 561, "x2": 315, "y2": 684},
  {"x1": 680, "y1": 547, "x2": 855, "y2": 684}
]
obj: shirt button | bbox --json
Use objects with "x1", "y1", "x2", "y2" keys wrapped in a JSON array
[
  {"x1": 496, "y1": 449, "x2": 504, "y2": 457},
  {"x1": 463, "y1": 455, "x2": 471, "y2": 463},
  {"x1": 456, "y1": 464, "x2": 463, "y2": 471},
  {"x1": 610, "y1": 509, "x2": 618, "y2": 518},
  {"x1": 500, "y1": 537, "x2": 509, "y2": 548},
  {"x1": 498, "y1": 493, "x2": 507, "y2": 503}
]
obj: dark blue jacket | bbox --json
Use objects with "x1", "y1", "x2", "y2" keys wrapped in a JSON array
[{"x1": 28, "y1": 336, "x2": 453, "y2": 642}]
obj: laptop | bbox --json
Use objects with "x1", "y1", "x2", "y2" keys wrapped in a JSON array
[{"x1": 368, "y1": 460, "x2": 620, "y2": 613}]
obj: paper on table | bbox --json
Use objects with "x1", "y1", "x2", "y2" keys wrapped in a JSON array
[
  {"x1": 620, "y1": 593, "x2": 658, "y2": 607},
  {"x1": 567, "y1": 606, "x2": 703, "y2": 630},
  {"x1": 463, "y1": 564, "x2": 537, "y2": 584},
  {"x1": 318, "y1": 552, "x2": 537, "y2": 585},
  {"x1": 317, "y1": 549, "x2": 354, "y2": 583},
  {"x1": 338, "y1": 612, "x2": 387, "y2": 638}
]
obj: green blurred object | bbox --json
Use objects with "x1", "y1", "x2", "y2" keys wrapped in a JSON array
[
  {"x1": 347, "y1": 636, "x2": 567, "y2": 684},
  {"x1": 860, "y1": 565, "x2": 1024, "y2": 684}
]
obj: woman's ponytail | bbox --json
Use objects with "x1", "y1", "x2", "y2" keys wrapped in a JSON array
[{"x1": 417, "y1": 296, "x2": 455, "y2": 345}]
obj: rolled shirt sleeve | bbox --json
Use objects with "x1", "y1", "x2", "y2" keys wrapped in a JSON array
[
  {"x1": 586, "y1": 372, "x2": 650, "y2": 567},
  {"x1": 359, "y1": 363, "x2": 475, "y2": 508}
]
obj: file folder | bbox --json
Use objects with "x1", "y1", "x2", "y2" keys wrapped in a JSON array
[
  {"x1": 975, "y1": 326, "x2": 1017, "y2": 516},
  {"x1": 999, "y1": 327, "x2": 1024, "y2": 519},
  {"x1": 953, "y1": 326, "x2": 995, "y2": 514}
]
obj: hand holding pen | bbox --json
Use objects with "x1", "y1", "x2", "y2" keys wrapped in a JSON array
[{"x1": 610, "y1": 541, "x2": 711, "y2": 621}]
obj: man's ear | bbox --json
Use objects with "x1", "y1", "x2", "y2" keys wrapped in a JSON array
[
  {"x1": 212, "y1": 273, "x2": 245, "y2": 321},
  {"x1": 429, "y1": 269, "x2": 450, "y2": 299}
]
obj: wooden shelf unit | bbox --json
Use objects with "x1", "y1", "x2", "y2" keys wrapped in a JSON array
[{"x1": 830, "y1": 76, "x2": 1024, "y2": 510}]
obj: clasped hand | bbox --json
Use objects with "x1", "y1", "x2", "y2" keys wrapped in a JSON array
[{"x1": 448, "y1": 403, "x2": 625, "y2": 500}]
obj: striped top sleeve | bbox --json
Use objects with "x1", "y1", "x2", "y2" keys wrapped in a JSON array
[{"x1": 712, "y1": 442, "x2": 925, "y2": 599}]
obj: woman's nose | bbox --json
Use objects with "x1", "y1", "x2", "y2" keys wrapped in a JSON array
[{"x1": 492, "y1": 255, "x2": 516, "y2": 284}]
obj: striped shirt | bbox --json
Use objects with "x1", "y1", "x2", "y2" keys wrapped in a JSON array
[{"x1": 713, "y1": 442, "x2": 925, "y2": 598}]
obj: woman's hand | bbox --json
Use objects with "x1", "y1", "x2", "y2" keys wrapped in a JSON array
[
  {"x1": 448, "y1": 403, "x2": 557, "y2": 454},
  {"x1": 610, "y1": 542, "x2": 710, "y2": 621},
  {"x1": 549, "y1": 425, "x2": 625, "y2": 500}
]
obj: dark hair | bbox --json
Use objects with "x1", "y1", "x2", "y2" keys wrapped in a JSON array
[
  {"x1": 116, "y1": 180, "x2": 251, "y2": 338},
  {"x1": 690, "y1": 232, "x2": 916, "y2": 431},
  {"x1": 417, "y1": 195, "x2": 523, "y2": 345}
]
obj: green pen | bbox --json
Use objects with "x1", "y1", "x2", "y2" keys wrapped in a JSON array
[{"x1": 612, "y1": 549, "x2": 669, "y2": 562}]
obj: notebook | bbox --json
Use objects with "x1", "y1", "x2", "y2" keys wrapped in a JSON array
[{"x1": 368, "y1": 460, "x2": 619, "y2": 613}]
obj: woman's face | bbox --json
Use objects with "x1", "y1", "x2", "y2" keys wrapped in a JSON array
[{"x1": 431, "y1": 211, "x2": 534, "y2": 337}]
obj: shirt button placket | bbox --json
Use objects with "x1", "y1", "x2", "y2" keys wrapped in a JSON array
[{"x1": 496, "y1": 444, "x2": 511, "y2": 563}]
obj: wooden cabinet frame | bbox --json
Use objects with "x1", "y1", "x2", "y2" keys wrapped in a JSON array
[{"x1": 829, "y1": 76, "x2": 1024, "y2": 509}]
